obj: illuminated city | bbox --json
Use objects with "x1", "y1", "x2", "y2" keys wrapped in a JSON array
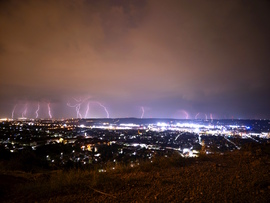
[{"x1": 1, "y1": 117, "x2": 269, "y2": 165}]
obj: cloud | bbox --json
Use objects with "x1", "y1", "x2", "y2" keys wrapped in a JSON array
[{"x1": 0, "y1": 0, "x2": 269, "y2": 118}]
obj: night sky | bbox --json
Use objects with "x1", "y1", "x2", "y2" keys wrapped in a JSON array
[{"x1": 1, "y1": 0, "x2": 270, "y2": 119}]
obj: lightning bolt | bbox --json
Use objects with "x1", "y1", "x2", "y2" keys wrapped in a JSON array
[
  {"x1": 67, "y1": 102, "x2": 77, "y2": 108},
  {"x1": 84, "y1": 102, "x2": 90, "y2": 118},
  {"x1": 210, "y1": 113, "x2": 213, "y2": 121},
  {"x1": 67, "y1": 102, "x2": 79, "y2": 118},
  {"x1": 12, "y1": 104, "x2": 17, "y2": 119},
  {"x1": 76, "y1": 104, "x2": 82, "y2": 118},
  {"x1": 67, "y1": 97, "x2": 91, "y2": 118},
  {"x1": 22, "y1": 103, "x2": 28, "y2": 118},
  {"x1": 47, "y1": 103, "x2": 52, "y2": 119},
  {"x1": 140, "y1": 107, "x2": 145, "y2": 119},
  {"x1": 96, "y1": 102, "x2": 109, "y2": 118},
  {"x1": 184, "y1": 111, "x2": 189, "y2": 119},
  {"x1": 73, "y1": 97, "x2": 82, "y2": 102},
  {"x1": 180, "y1": 110, "x2": 189, "y2": 119},
  {"x1": 205, "y1": 114, "x2": 208, "y2": 120},
  {"x1": 35, "y1": 102, "x2": 40, "y2": 119},
  {"x1": 195, "y1": 112, "x2": 200, "y2": 119}
]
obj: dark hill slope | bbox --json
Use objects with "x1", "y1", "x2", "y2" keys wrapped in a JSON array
[{"x1": 1, "y1": 144, "x2": 270, "y2": 203}]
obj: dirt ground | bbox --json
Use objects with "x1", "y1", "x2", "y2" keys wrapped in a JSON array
[{"x1": 1, "y1": 149, "x2": 270, "y2": 203}]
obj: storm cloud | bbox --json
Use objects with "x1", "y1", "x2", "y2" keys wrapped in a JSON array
[{"x1": 1, "y1": 0, "x2": 270, "y2": 119}]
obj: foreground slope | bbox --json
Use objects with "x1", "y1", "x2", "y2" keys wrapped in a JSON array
[{"x1": 1, "y1": 144, "x2": 270, "y2": 203}]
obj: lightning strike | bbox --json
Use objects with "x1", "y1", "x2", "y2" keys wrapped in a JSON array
[
  {"x1": 195, "y1": 112, "x2": 200, "y2": 119},
  {"x1": 11, "y1": 104, "x2": 17, "y2": 119},
  {"x1": 140, "y1": 107, "x2": 145, "y2": 119},
  {"x1": 35, "y1": 102, "x2": 40, "y2": 119},
  {"x1": 22, "y1": 104, "x2": 28, "y2": 118},
  {"x1": 205, "y1": 114, "x2": 208, "y2": 120},
  {"x1": 67, "y1": 97, "x2": 91, "y2": 118},
  {"x1": 180, "y1": 110, "x2": 189, "y2": 119},
  {"x1": 67, "y1": 102, "x2": 77, "y2": 108},
  {"x1": 84, "y1": 102, "x2": 90, "y2": 118},
  {"x1": 97, "y1": 102, "x2": 109, "y2": 118},
  {"x1": 67, "y1": 102, "x2": 80, "y2": 118},
  {"x1": 73, "y1": 97, "x2": 82, "y2": 102},
  {"x1": 47, "y1": 103, "x2": 52, "y2": 119},
  {"x1": 76, "y1": 104, "x2": 82, "y2": 118}
]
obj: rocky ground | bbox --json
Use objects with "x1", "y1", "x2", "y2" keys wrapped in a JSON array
[{"x1": 1, "y1": 144, "x2": 270, "y2": 203}]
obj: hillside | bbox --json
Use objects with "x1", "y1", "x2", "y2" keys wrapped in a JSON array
[{"x1": 1, "y1": 144, "x2": 269, "y2": 203}]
